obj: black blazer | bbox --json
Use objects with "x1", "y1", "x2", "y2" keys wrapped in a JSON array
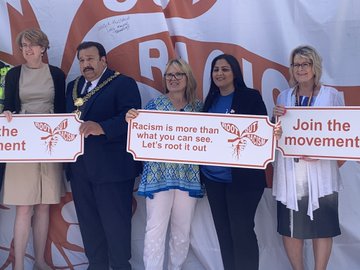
[
  {"x1": 4, "y1": 65, "x2": 66, "y2": 113},
  {"x1": 203, "y1": 87, "x2": 268, "y2": 190},
  {"x1": 1, "y1": 64, "x2": 66, "y2": 190},
  {"x1": 66, "y1": 68, "x2": 142, "y2": 183}
]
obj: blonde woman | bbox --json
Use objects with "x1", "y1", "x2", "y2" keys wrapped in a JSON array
[
  {"x1": 273, "y1": 45, "x2": 343, "y2": 270},
  {"x1": 126, "y1": 59, "x2": 203, "y2": 270}
]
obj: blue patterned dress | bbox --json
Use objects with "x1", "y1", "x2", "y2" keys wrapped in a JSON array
[{"x1": 138, "y1": 95, "x2": 203, "y2": 199}]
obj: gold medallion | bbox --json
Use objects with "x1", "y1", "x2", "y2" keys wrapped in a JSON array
[
  {"x1": 74, "y1": 98, "x2": 84, "y2": 107},
  {"x1": 71, "y1": 71, "x2": 120, "y2": 119}
]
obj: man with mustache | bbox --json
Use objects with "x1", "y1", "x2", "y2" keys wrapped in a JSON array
[{"x1": 65, "y1": 41, "x2": 141, "y2": 270}]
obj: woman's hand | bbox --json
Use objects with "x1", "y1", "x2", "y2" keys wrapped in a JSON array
[
  {"x1": 3, "y1": 110, "x2": 13, "y2": 122},
  {"x1": 125, "y1": 108, "x2": 139, "y2": 123},
  {"x1": 274, "y1": 121, "x2": 282, "y2": 140},
  {"x1": 273, "y1": 105, "x2": 286, "y2": 118}
]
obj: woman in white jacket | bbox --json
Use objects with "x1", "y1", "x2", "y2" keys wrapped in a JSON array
[{"x1": 272, "y1": 45, "x2": 344, "y2": 270}]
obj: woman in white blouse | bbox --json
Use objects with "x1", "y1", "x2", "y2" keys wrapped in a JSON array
[{"x1": 272, "y1": 45, "x2": 343, "y2": 270}]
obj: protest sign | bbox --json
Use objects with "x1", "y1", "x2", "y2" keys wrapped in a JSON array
[
  {"x1": 277, "y1": 107, "x2": 360, "y2": 160},
  {"x1": 127, "y1": 110, "x2": 276, "y2": 169},
  {"x1": 0, "y1": 114, "x2": 83, "y2": 162}
]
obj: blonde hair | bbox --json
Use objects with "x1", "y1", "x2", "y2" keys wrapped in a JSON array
[
  {"x1": 16, "y1": 28, "x2": 50, "y2": 53},
  {"x1": 289, "y1": 45, "x2": 322, "y2": 87},
  {"x1": 162, "y1": 58, "x2": 198, "y2": 110}
]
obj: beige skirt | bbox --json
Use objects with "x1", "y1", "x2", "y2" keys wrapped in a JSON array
[{"x1": 2, "y1": 163, "x2": 65, "y2": 205}]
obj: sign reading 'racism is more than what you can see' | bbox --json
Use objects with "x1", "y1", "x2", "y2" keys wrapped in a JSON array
[{"x1": 127, "y1": 110, "x2": 276, "y2": 169}]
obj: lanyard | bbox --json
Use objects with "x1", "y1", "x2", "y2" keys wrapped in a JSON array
[
  {"x1": 294, "y1": 85, "x2": 315, "y2": 107},
  {"x1": 293, "y1": 85, "x2": 315, "y2": 162}
]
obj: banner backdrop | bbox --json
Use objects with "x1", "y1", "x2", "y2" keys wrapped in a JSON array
[{"x1": 0, "y1": 1, "x2": 360, "y2": 269}]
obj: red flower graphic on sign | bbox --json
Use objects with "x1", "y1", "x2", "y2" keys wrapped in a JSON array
[
  {"x1": 34, "y1": 119, "x2": 77, "y2": 154},
  {"x1": 221, "y1": 121, "x2": 268, "y2": 159}
]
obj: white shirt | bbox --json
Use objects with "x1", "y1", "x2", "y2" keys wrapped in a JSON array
[
  {"x1": 272, "y1": 85, "x2": 344, "y2": 219},
  {"x1": 82, "y1": 67, "x2": 107, "y2": 94}
]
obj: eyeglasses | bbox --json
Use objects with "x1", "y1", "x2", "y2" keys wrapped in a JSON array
[
  {"x1": 292, "y1": 62, "x2": 312, "y2": 70},
  {"x1": 164, "y1": 72, "x2": 186, "y2": 80},
  {"x1": 21, "y1": 43, "x2": 39, "y2": 49}
]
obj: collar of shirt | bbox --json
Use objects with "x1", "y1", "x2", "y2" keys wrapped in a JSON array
[{"x1": 84, "y1": 67, "x2": 107, "y2": 93}]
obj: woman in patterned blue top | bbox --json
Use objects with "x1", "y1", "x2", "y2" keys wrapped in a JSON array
[{"x1": 126, "y1": 59, "x2": 202, "y2": 270}]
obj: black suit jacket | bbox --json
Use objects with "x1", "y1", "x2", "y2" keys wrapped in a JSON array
[
  {"x1": 66, "y1": 68, "x2": 142, "y2": 183},
  {"x1": 203, "y1": 88, "x2": 268, "y2": 190},
  {"x1": 4, "y1": 65, "x2": 66, "y2": 113},
  {"x1": 1, "y1": 64, "x2": 65, "y2": 191}
]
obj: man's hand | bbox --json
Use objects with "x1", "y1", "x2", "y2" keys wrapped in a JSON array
[
  {"x1": 125, "y1": 108, "x2": 139, "y2": 123},
  {"x1": 3, "y1": 110, "x2": 13, "y2": 122},
  {"x1": 80, "y1": 121, "x2": 105, "y2": 138}
]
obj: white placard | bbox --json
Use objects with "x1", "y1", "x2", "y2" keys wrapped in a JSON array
[
  {"x1": 0, "y1": 114, "x2": 83, "y2": 162},
  {"x1": 127, "y1": 110, "x2": 276, "y2": 169},
  {"x1": 277, "y1": 107, "x2": 360, "y2": 160}
]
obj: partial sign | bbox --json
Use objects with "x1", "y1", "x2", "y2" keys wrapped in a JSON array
[
  {"x1": 0, "y1": 114, "x2": 83, "y2": 162},
  {"x1": 127, "y1": 110, "x2": 276, "y2": 169},
  {"x1": 277, "y1": 107, "x2": 360, "y2": 160}
]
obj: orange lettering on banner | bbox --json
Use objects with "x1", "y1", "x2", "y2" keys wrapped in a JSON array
[
  {"x1": 0, "y1": 126, "x2": 25, "y2": 151},
  {"x1": 292, "y1": 119, "x2": 323, "y2": 131},
  {"x1": 0, "y1": 126, "x2": 18, "y2": 137},
  {"x1": 327, "y1": 119, "x2": 351, "y2": 131},
  {"x1": 175, "y1": 126, "x2": 197, "y2": 133},
  {"x1": 133, "y1": 121, "x2": 218, "y2": 154},
  {"x1": 286, "y1": 118, "x2": 360, "y2": 148},
  {"x1": 0, "y1": 141, "x2": 26, "y2": 151},
  {"x1": 284, "y1": 136, "x2": 360, "y2": 148}
]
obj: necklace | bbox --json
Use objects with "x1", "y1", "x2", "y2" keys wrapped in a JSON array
[
  {"x1": 293, "y1": 84, "x2": 316, "y2": 162},
  {"x1": 294, "y1": 84, "x2": 316, "y2": 107},
  {"x1": 72, "y1": 72, "x2": 120, "y2": 118}
]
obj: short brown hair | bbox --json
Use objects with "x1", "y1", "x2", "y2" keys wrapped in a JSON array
[{"x1": 16, "y1": 28, "x2": 50, "y2": 53}]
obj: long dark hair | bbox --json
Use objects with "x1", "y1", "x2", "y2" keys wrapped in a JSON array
[{"x1": 203, "y1": 54, "x2": 246, "y2": 111}]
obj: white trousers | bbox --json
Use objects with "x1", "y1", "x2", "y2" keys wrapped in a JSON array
[{"x1": 143, "y1": 189, "x2": 197, "y2": 270}]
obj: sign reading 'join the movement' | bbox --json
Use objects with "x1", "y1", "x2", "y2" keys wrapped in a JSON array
[
  {"x1": 127, "y1": 110, "x2": 276, "y2": 169},
  {"x1": 277, "y1": 107, "x2": 360, "y2": 161},
  {"x1": 0, "y1": 114, "x2": 83, "y2": 162}
]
